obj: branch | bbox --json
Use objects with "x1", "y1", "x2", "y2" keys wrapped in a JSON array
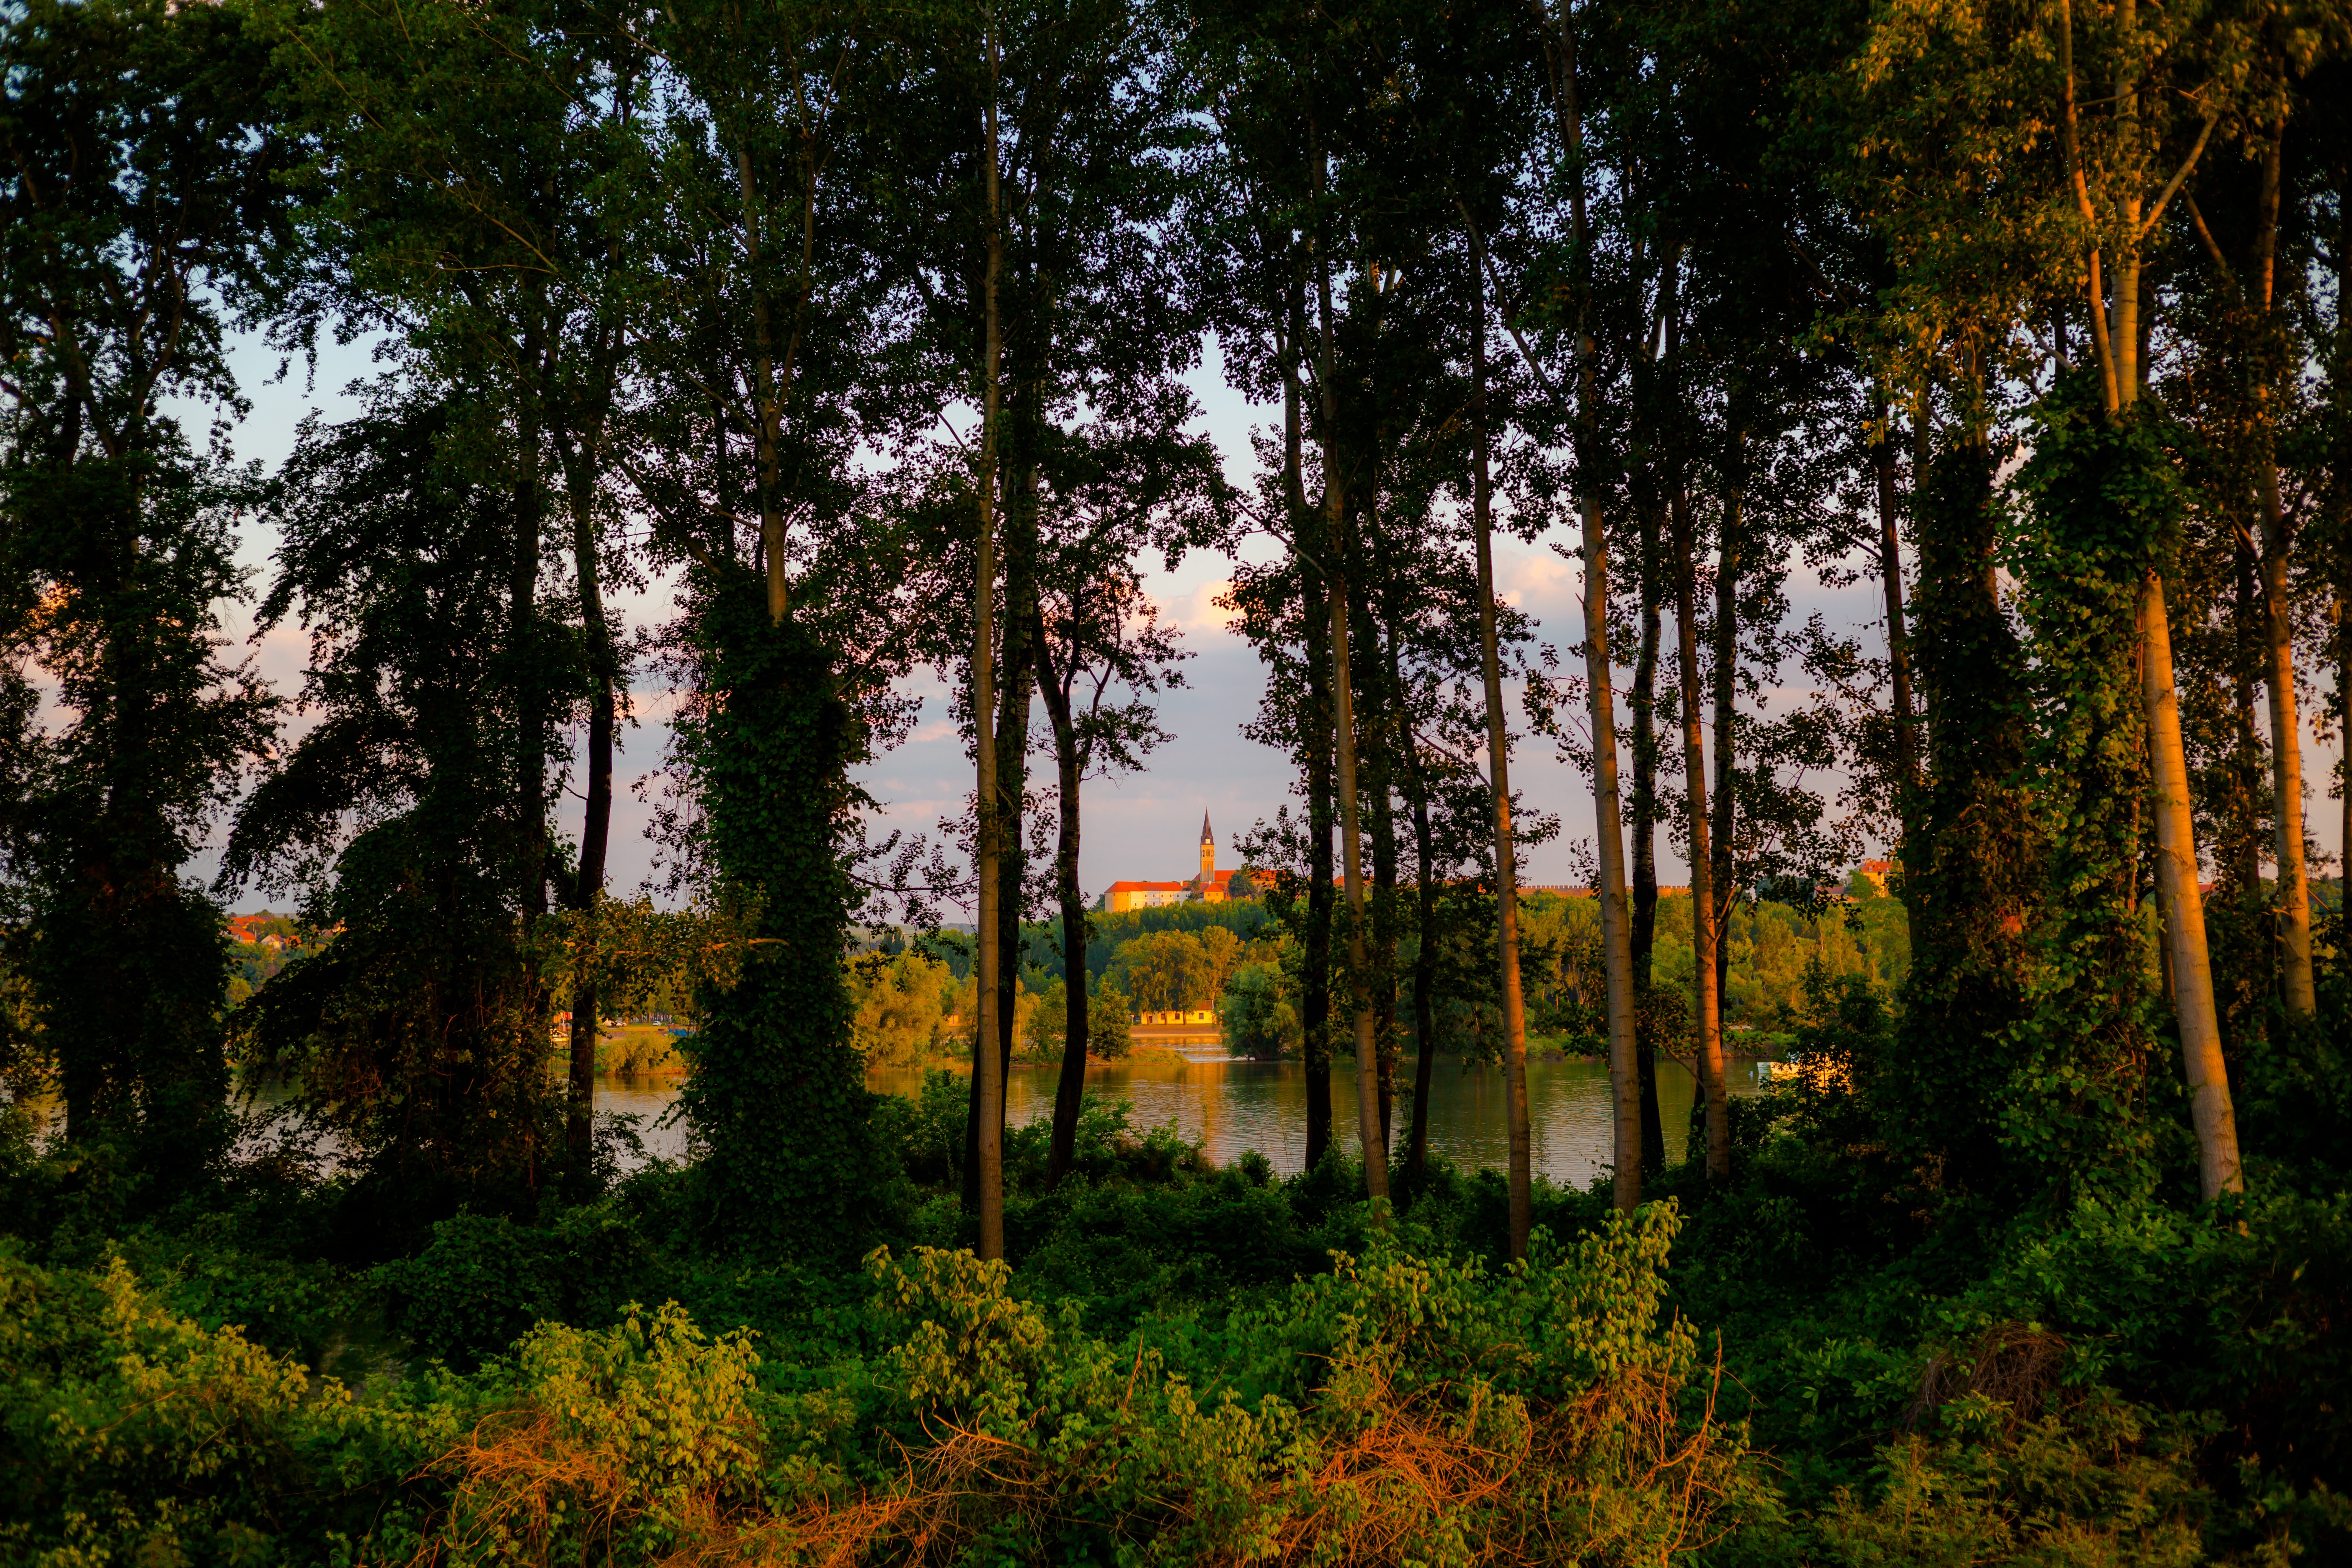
[
  {"x1": 1455, "y1": 198, "x2": 1566, "y2": 403},
  {"x1": 2139, "y1": 112, "x2": 2220, "y2": 242}
]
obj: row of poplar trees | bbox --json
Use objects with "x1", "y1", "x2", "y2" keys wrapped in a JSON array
[{"x1": 5, "y1": 0, "x2": 2348, "y2": 1260}]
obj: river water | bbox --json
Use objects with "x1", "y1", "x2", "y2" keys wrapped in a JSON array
[{"x1": 601, "y1": 1052, "x2": 1769, "y2": 1187}]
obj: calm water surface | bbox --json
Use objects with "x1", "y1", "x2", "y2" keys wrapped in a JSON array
[{"x1": 603, "y1": 1052, "x2": 1767, "y2": 1187}]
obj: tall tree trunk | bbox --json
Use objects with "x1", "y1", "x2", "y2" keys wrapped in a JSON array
[
  {"x1": 1874, "y1": 391, "x2": 1918, "y2": 825},
  {"x1": 1368, "y1": 595, "x2": 1401, "y2": 1150},
  {"x1": 1303, "y1": 569, "x2": 1337, "y2": 1170},
  {"x1": 1306, "y1": 100, "x2": 1386, "y2": 1207},
  {"x1": 2063, "y1": 0, "x2": 2236, "y2": 1185},
  {"x1": 970, "y1": 21, "x2": 1007, "y2": 1259},
  {"x1": 1468, "y1": 225, "x2": 1533, "y2": 1252},
  {"x1": 2143, "y1": 573, "x2": 2245, "y2": 1199},
  {"x1": 513, "y1": 305, "x2": 550, "y2": 923},
  {"x1": 1329, "y1": 568, "x2": 1386, "y2": 1204},
  {"x1": 1032, "y1": 610, "x2": 1088, "y2": 1186},
  {"x1": 735, "y1": 143, "x2": 790, "y2": 624},
  {"x1": 1284, "y1": 297, "x2": 1336, "y2": 1171},
  {"x1": 2337, "y1": 171, "x2": 2352, "y2": 895},
  {"x1": 2247, "y1": 120, "x2": 2316, "y2": 1015},
  {"x1": 1672, "y1": 499, "x2": 1729, "y2": 1181},
  {"x1": 1544, "y1": 0, "x2": 1639, "y2": 1212},
  {"x1": 558, "y1": 369, "x2": 618, "y2": 1191},
  {"x1": 2236, "y1": 554, "x2": 2267, "y2": 900},
  {"x1": 1402, "y1": 713, "x2": 1440, "y2": 1189},
  {"x1": 987, "y1": 409, "x2": 1040, "y2": 1163},
  {"x1": 1458, "y1": 221, "x2": 1533, "y2": 1250},
  {"x1": 1710, "y1": 429, "x2": 1743, "y2": 1035},
  {"x1": 1630, "y1": 504, "x2": 1666, "y2": 1177}
]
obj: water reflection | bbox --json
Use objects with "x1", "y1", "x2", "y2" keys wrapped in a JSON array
[
  {"x1": 604, "y1": 1054, "x2": 1760, "y2": 1187},
  {"x1": 11, "y1": 1054, "x2": 1765, "y2": 1188}
]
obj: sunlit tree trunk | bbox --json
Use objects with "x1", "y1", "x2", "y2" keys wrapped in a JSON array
[
  {"x1": 1543, "y1": 0, "x2": 1639, "y2": 1211},
  {"x1": 1673, "y1": 498, "x2": 1729, "y2": 1180},
  {"x1": 2058, "y1": 0, "x2": 2238, "y2": 1194},
  {"x1": 2245, "y1": 123, "x2": 2316, "y2": 1015},
  {"x1": 1468, "y1": 227, "x2": 1532, "y2": 1252},
  {"x1": 1710, "y1": 430, "x2": 1742, "y2": 1031},
  {"x1": 2144, "y1": 576, "x2": 2244, "y2": 1198},
  {"x1": 971, "y1": 12, "x2": 1007, "y2": 1258}
]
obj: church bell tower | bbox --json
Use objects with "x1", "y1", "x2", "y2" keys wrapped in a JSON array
[{"x1": 1198, "y1": 811, "x2": 1216, "y2": 889}]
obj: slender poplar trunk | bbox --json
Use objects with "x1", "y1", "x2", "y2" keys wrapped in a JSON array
[
  {"x1": 514, "y1": 305, "x2": 550, "y2": 923},
  {"x1": 1467, "y1": 227, "x2": 1533, "y2": 1251},
  {"x1": 2061, "y1": 0, "x2": 2237, "y2": 1187},
  {"x1": 559, "y1": 368, "x2": 617, "y2": 1189},
  {"x1": 1544, "y1": 0, "x2": 1639, "y2": 1211},
  {"x1": 1711, "y1": 431, "x2": 1742, "y2": 1031},
  {"x1": 1630, "y1": 475, "x2": 1666, "y2": 1177},
  {"x1": 2337, "y1": 180, "x2": 2352, "y2": 891},
  {"x1": 1284, "y1": 300, "x2": 1336, "y2": 1170},
  {"x1": 2247, "y1": 124, "x2": 2316, "y2": 1014},
  {"x1": 1403, "y1": 719, "x2": 1440, "y2": 1188},
  {"x1": 1874, "y1": 392, "x2": 1918, "y2": 819},
  {"x1": 1330, "y1": 569, "x2": 1387, "y2": 1203},
  {"x1": 1673, "y1": 505, "x2": 1729, "y2": 1180},
  {"x1": 736, "y1": 145, "x2": 790, "y2": 624},
  {"x1": 1371, "y1": 604, "x2": 1402, "y2": 1150},
  {"x1": 2144, "y1": 573, "x2": 2244, "y2": 1198},
  {"x1": 989, "y1": 418, "x2": 1039, "y2": 1147},
  {"x1": 1032, "y1": 612, "x2": 1088, "y2": 1185},
  {"x1": 1305, "y1": 98, "x2": 1385, "y2": 1207},
  {"x1": 2236, "y1": 556, "x2": 2266, "y2": 899},
  {"x1": 971, "y1": 19, "x2": 1007, "y2": 1258},
  {"x1": 1632, "y1": 579, "x2": 1660, "y2": 985}
]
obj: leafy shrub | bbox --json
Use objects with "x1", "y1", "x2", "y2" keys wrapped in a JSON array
[
  {"x1": 419, "y1": 1302, "x2": 794, "y2": 1565},
  {"x1": 376, "y1": 1204, "x2": 663, "y2": 1369},
  {"x1": 1811, "y1": 1386, "x2": 2218, "y2": 1568},
  {"x1": 0, "y1": 1245, "x2": 372, "y2": 1566}
]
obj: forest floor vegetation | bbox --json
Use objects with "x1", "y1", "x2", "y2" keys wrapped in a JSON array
[{"x1": 3, "y1": 971, "x2": 2348, "y2": 1566}]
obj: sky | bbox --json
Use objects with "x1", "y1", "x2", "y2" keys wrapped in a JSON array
[{"x1": 189, "y1": 329, "x2": 2344, "y2": 916}]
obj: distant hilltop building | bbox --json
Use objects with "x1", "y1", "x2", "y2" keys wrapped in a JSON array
[{"x1": 1103, "y1": 813, "x2": 1258, "y2": 913}]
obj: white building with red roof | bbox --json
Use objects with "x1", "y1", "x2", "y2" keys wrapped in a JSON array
[{"x1": 1103, "y1": 813, "x2": 1257, "y2": 913}]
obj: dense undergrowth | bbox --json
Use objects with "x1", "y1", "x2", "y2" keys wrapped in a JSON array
[{"x1": 4, "y1": 972, "x2": 2349, "y2": 1566}]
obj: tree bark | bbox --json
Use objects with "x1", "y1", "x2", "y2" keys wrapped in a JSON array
[
  {"x1": 1468, "y1": 224, "x2": 1533, "y2": 1253},
  {"x1": 2063, "y1": 0, "x2": 2238, "y2": 1189},
  {"x1": 1548, "y1": 0, "x2": 1640, "y2": 1212},
  {"x1": 1307, "y1": 102, "x2": 1386, "y2": 1207},
  {"x1": 971, "y1": 17, "x2": 1007, "y2": 1259},
  {"x1": 1401, "y1": 711, "x2": 1440, "y2": 1189},
  {"x1": 1370, "y1": 601, "x2": 1403, "y2": 1151},
  {"x1": 557, "y1": 357, "x2": 618, "y2": 1190},
  {"x1": 987, "y1": 408, "x2": 1040, "y2": 1165},
  {"x1": 1283, "y1": 280, "x2": 1336, "y2": 1171},
  {"x1": 513, "y1": 301, "x2": 550, "y2": 923},
  {"x1": 2247, "y1": 121, "x2": 2316, "y2": 1015},
  {"x1": 2143, "y1": 572, "x2": 2244, "y2": 1199},
  {"x1": 1710, "y1": 429, "x2": 1743, "y2": 1033},
  {"x1": 1874, "y1": 392, "x2": 1918, "y2": 824},
  {"x1": 1672, "y1": 499, "x2": 1729, "y2": 1181},
  {"x1": 1031, "y1": 608, "x2": 1089, "y2": 1186}
]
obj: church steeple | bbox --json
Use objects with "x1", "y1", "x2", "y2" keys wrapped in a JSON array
[{"x1": 1198, "y1": 811, "x2": 1216, "y2": 886}]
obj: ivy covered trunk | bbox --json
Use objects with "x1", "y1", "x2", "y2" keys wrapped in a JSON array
[
  {"x1": 677, "y1": 572, "x2": 888, "y2": 1256},
  {"x1": 1890, "y1": 439, "x2": 2038, "y2": 1200}
]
